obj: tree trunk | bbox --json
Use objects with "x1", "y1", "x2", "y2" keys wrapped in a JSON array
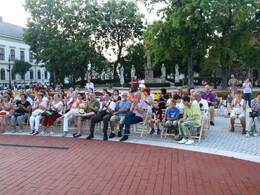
[
  {"x1": 222, "y1": 66, "x2": 228, "y2": 90},
  {"x1": 113, "y1": 62, "x2": 118, "y2": 80},
  {"x1": 187, "y1": 54, "x2": 194, "y2": 88}
]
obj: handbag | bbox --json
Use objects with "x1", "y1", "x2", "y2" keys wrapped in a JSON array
[
  {"x1": 13, "y1": 111, "x2": 25, "y2": 117},
  {"x1": 41, "y1": 110, "x2": 58, "y2": 117}
]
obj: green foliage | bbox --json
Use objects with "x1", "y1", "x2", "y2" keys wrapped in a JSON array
[
  {"x1": 95, "y1": 0, "x2": 144, "y2": 79},
  {"x1": 146, "y1": 83, "x2": 170, "y2": 88},
  {"x1": 12, "y1": 60, "x2": 32, "y2": 79}
]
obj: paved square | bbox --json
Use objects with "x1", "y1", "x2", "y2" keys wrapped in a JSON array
[{"x1": 0, "y1": 135, "x2": 259, "y2": 195}]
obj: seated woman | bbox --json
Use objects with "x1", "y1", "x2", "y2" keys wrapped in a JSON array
[
  {"x1": 11, "y1": 93, "x2": 31, "y2": 132},
  {"x1": 245, "y1": 91, "x2": 260, "y2": 137},
  {"x1": 230, "y1": 91, "x2": 246, "y2": 133},
  {"x1": 41, "y1": 94, "x2": 63, "y2": 135},
  {"x1": 164, "y1": 100, "x2": 180, "y2": 135},
  {"x1": 111, "y1": 89, "x2": 121, "y2": 103},
  {"x1": 30, "y1": 93, "x2": 48, "y2": 135},
  {"x1": 141, "y1": 88, "x2": 153, "y2": 114},
  {"x1": 0, "y1": 95, "x2": 13, "y2": 133},
  {"x1": 63, "y1": 93, "x2": 85, "y2": 136},
  {"x1": 159, "y1": 88, "x2": 169, "y2": 109},
  {"x1": 166, "y1": 91, "x2": 177, "y2": 107}
]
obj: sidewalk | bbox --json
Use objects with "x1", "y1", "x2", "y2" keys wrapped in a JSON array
[{"x1": 0, "y1": 135, "x2": 259, "y2": 195}]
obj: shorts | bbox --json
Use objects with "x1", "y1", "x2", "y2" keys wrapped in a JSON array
[
  {"x1": 166, "y1": 120, "x2": 178, "y2": 125},
  {"x1": 110, "y1": 115, "x2": 125, "y2": 125},
  {"x1": 230, "y1": 111, "x2": 245, "y2": 119}
]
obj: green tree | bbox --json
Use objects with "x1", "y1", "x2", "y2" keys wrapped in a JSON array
[
  {"x1": 95, "y1": 0, "x2": 144, "y2": 79},
  {"x1": 143, "y1": 0, "x2": 212, "y2": 87},
  {"x1": 205, "y1": 0, "x2": 259, "y2": 89},
  {"x1": 24, "y1": 0, "x2": 105, "y2": 83},
  {"x1": 13, "y1": 60, "x2": 32, "y2": 81}
]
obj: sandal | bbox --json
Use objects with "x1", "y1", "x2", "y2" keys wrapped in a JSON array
[{"x1": 49, "y1": 131, "x2": 54, "y2": 136}]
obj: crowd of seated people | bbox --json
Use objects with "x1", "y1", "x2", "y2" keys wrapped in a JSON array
[{"x1": 0, "y1": 85, "x2": 259, "y2": 144}]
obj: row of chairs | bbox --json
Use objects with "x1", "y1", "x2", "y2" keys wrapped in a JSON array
[{"x1": 5, "y1": 107, "x2": 210, "y2": 143}]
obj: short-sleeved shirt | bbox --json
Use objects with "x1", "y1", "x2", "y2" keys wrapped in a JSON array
[
  {"x1": 159, "y1": 94, "x2": 169, "y2": 109},
  {"x1": 86, "y1": 100, "x2": 100, "y2": 113},
  {"x1": 201, "y1": 92, "x2": 216, "y2": 107},
  {"x1": 252, "y1": 99, "x2": 260, "y2": 113},
  {"x1": 131, "y1": 100, "x2": 147, "y2": 119},
  {"x1": 51, "y1": 101, "x2": 63, "y2": 114},
  {"x1": 152, "y1": 107, "x2": 162, "y2": 121},
  {"x1": 167, "y1": 107, "x2": 180, "y2": 119},
  {"x1": 100, "y1": 100, "x2": 116, "y2": 114},
  {"x1": 184, "y1": 102, "x2": 201, "y2": 125},
  {"x1": 15, "y1": 101, "x2": 31, "y2": 114},
  {"x1": 118, "y1": 100, "x2": 132, "y2": 116}
]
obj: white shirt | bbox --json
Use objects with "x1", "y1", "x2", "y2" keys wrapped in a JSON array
[
  {"x1": 86, "y1": 82, "x2": 95, "y2": 92},
  {"x1": 100, "y1": 100, "x2": 116, "y2": 113}
]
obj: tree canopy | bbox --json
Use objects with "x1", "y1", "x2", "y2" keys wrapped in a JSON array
[{"x1": 13, "y1": 60, "x2": 32, "y2": 80}]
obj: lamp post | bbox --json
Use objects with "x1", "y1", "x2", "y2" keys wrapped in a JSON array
[{"x1": 8, "y1": 55, "x2": 11, "y2": 89}]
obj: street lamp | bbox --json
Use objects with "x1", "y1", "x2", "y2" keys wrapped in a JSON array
[{"x1": 8, "y1": 55, "x2": 11, "y2": 89}]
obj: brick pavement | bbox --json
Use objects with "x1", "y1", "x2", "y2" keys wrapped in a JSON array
[{"x1": 0, "y1": 134, "x2": 259, "y2": 195}]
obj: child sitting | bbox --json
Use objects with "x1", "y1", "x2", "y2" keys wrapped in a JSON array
[
  {"x1": 164, "y1": 100, "x2": 180, "y2": 134},
  {"x1": 149, "y1": 99, "x2": 162, "y2": 135}
]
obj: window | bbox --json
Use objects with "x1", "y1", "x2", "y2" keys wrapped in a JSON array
[
  {"x1": 45, "y1": 70, "x2": 48, "y2": 79},
  {"x1": 0, "y1": 48, "x2": 5, "y2": 60},
  {"x1": 29, "y1": 52, "x2": 33, "y2": 63},
  {"x1": 1, "y1": 68, "x2": 5, "y2": 80},
  {"x1": 20, "y1": 50, "x2": 25, "y2": 61},
  {"x1": 11, "y1": 70, "x2": 16, "y2": 80},
  {"x1": 38, "y1": 70, "x2": 41, "y2": 79},
  {"x1": 10, "y1": 49, "x2": 15, "y2": 61},
  {"x1": 30, "y1": 70, "x2": 34, "y2": 80}
]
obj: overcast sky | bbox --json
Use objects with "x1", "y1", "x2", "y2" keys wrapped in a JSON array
[{"x1": 0, "y1": 0, "x2": 163, "y2": 27}]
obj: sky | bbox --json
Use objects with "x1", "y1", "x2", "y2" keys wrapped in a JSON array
[{"x1": 0, "y1": 0, "x2": 163, "y2": 28}]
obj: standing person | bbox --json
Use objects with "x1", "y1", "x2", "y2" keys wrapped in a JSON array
[
  {"x1": 85, "y1": 79, "x2": 95, "y2": 93},
  {"x1": 242, "y1": 78, "x2": 253, "y2": 108},
  {"x1": 178, "y1": 96, "x2": 201, "y2": 145},
  {"x1": 131, "y1": 76, "x2": 139, "y2": 91},
  {"x1": 11, "y1": 94, "x2": 31, "y2": 132},
  {"x1": 228, "y1": 74, "x2": 238, "y2": 90},
  {"x1": 109, "y1": 92, "x2": 132, "y2": 138},
  {"x1": 86, "y1": 92, "x2": 116, "y2": 141},
  {"x1": 139, "y1": 77, "x2": 146, "y2": 92},
  {"x1": 201, "y1": 85, "x2": 216, "y2": 126},
  {"x1": 120, "y1": 92, "x2": 146, "y2": 141},
  {"x1": 159, "y1": 88, "x2": 169, "y2": 109}
]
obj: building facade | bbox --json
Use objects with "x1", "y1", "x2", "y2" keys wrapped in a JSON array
[{"x1": 0, "y1": 18, "x2": 49, "y2": 85}]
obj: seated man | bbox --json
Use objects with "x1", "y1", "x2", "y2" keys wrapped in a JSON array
[
  {"x1": 245, "y1": 91, "x2": 260, "y2": 137},
  {"x1": 230, "y1": 91, "x2": 246, "y2": 133},
  {"x1": 149, "y1": 99, "x2": 162, "y2": 135},
  {"x1": 86, "y1": 92, "x2": 116, "y2": 141},
  {"x1": 73, "y1": 93, "x2": 100, "y2": 138},
  {"x1": 109, "y1": 92, "x2": 132, "y2": 138},
  {"x1": 164, "y1": 100, "x2": 179, "y2": 135},
  {"x1": 178, "y1": 96, "x2": 201, "y2": 145},
  {"x1": 120, "y1": 92, "x2": 146, "y2": 141},
  {"x1": 194, "y1": 92, "x2": 208, "y2": 120},
  {"x1": 201, "y1": 85, "x2": 216, "y2": 126}
]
